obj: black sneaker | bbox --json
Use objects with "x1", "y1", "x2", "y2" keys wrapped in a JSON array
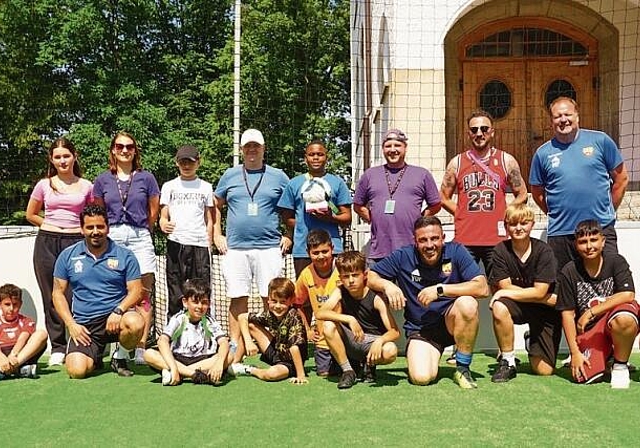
[
  {"x1": 491, "y1": 359, "x2": 517, "y2": 383},
  {"x1": 191, "y1": 368, "x2": 210, "y2": 385},
  {"x1": 363, "y1": 363, "x2": 377, "y2": 383},
  {"x1": 110, "y1": 357, "x2": 134, "y2": 377},
  {"x1": 337, "y1": 370, "x2": 357, "y2": 389}
]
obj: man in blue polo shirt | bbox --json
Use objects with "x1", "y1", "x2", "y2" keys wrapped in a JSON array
[
  {"x1": 53, "y1": 204, "x2": 144, "y2": 379},
  {"x1": 367, "y1": 216, "x2": 488, "y2": 388}
]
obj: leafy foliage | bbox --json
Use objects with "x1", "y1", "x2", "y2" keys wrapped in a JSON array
[{"x1": 0, "y1": 0, "x2": 350, "y2": 224}]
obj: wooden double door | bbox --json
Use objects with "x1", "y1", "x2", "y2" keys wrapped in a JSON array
[{"x1": 461, "y1": 58, "x2": 598, "y2": 186}]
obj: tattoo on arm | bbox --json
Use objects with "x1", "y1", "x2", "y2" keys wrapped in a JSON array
[
  {"x1": 508, "y1": 169, "x2": 523, "y2": 188},
  {"x1": 442, "y1": 170, "x2": 457, "y2": 189}
]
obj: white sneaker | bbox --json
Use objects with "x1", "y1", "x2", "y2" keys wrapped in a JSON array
[
  {"x1": 134, "y1": 348, "x2": 146, "y2": 365},
  {"x1": 18, "y1": 364, "x2": 37, "y2": 378},
  {"x1": 611, "y1": 365, "x2": 630, "y2": 389},
  {"x1": 561, "y1": 354, "x2": 571, "y2": 368},
  {"x1": 161, "y1": 369, "x2": 172, "y2": 386},
  {"x1": 48, "y1": 352, "x2": 65, "y2": 366},
  {"x1": 227, "y1": 363, "x2": 251, "y2": 377}
]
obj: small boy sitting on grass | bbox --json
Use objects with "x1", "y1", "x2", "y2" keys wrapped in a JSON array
[
  {"x1": 0, "y1": 283, "x2": 48, "y2": 379},
  {"x1": 229, "y1": 277, "x2": 308, "y2": 384},
  {"x1": 316, "y1": 251, "x2": 399, "y2": 389},
  {"x1": 144, "y1": 278, "x2": 231, "y2": 385},
  {"x1": 294, "y1": 229, "x2": 341, "y2": 377}
]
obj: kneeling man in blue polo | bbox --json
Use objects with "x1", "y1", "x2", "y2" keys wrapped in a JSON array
[{"x1": 53, "y1": 204, "x2": 144, "y2": 379}]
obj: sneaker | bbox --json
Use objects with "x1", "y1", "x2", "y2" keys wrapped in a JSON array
[
  {"x1": 561, "y1": 354, "x2": 571, "y2": 368},
  {"x1": 610, "y1": 365, "x2": 631, "y2": 389},
  {"x1": 110, "y1": 356, "x2": 134, "y2": 377},
  {"x1": 337, "y1": 370, "x2": 357, "y2": 389},
  {"x1": 524, "y1": 330, "x2": 531, "y2": 353},
  {"x1": 0, "y1": 372, "x2": 6, "y2": 380},
  {"x1": 18, "y1": 364, "x2": 37, "y2": 378},
  {"x1": 363, "y1": 363, "x2": 377, "y2": 383},
  {"x1": 491, "y1": 359, "x2": 517, "y2": 383},
  {"x1": 191, "y1": 368, "x2": 210, "y2": 385},
  {"x1": 134, "y1": 347, "x2": 146, "y2": 365},
  {"x1": 161, "y1": 369, "x2": 173, "y2": 386},
  {"x1": 496, "y1": 353, "x2": 521, "y2": 365},
  {"x1": 227, "y1": 363, "x2": 251, "y2": 377},
  {"x1": 453, "y1": 367, "x2": 478, "y2": 389},
  {"x1": 48, "y1": 352, "x2": 65, "y2": 367}
]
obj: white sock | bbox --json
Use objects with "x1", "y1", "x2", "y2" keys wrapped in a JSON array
[
  {"x1": 613, "y1": 362, "x2": 628, "y2": 370},
  {"x1": 113, "y1": 344, "x2": 130, "y2": 360},
  {"x1": 502, "y1": 351, "x2": 516, "y2": 367}
]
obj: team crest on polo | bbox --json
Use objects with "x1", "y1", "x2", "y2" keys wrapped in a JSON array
[
  {"x1": 442, "y1": 262, "x2": 452, "y2": 276},
  {"x1": 74, "y1": 260, "x2": 83, "y2": 273},
  {"x1": 411, "y1": 269, "x2": 422, "y2": 283},
  {"x1": 107, "y1": 258, "x2": 119, "y2": 269},
  {"x1": 582, "y1": 146, "x2": 595, "y2": 157}
]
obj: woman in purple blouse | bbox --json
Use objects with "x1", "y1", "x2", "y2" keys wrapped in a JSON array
[{"x1": 93, "y1": 132, "x2": 160, "y2": 365}]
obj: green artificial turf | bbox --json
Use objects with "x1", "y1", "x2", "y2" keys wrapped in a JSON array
[{"x1": 3, "y1": 353, "x2": 640, "y2": 447}]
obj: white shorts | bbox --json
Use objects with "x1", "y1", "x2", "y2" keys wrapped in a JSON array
[
  {"x1": 222, "y1": 247, "x2": 283, "y2": 298},
  {"x1": 109, "y1": 224, "x2": 156, "y2": 274}
]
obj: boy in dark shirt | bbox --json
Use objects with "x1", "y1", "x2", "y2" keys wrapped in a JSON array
[
  {"x1": 556, "y1": 219, "x2": 638, "y2": 388},
  {"x1": 489, "y1": 204, "x2": 560, "y2": 383},
  {"x1": 317, "y1": 251, "x2": 399, "y2": 389}
]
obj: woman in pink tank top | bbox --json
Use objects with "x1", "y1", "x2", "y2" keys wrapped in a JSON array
[{"x1": 25, "y1": 137, "x2": 93, "y2": 366}]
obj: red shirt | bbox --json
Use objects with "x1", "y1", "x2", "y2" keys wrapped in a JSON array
[
  {"x1": 455, "y1": 148, "x2": 508, "y2": 246},
  {"x1": 0, "y1": 313, "x2": 36, "y2": 348}
]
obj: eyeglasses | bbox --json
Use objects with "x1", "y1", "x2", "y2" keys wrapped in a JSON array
[
  {"x1": 469, "y1": 126, "x2": 491, "y2": 134},
  {"x1": 114, "y1": 143, "x2": 136, "y2": 152}
]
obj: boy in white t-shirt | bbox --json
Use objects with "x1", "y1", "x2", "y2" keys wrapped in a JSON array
[{"x1": 159, "y1": 145, "x2": 215, "y2": 320}]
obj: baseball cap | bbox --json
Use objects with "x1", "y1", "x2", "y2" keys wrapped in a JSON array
[
  {"x1": 383, "y1": 128, "x2": 408, "y2": 144},
  {"x1": 176, "y1": 145, "x2": 199, "y2": 161},
  {"x1": 241, "y1": 129, "x2": 265, "y2": 147}
]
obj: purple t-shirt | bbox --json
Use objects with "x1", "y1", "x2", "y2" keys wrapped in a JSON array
[
  {"x1": 354, "y1": 164, "x2": 440, "y2": 259},
  {"x1": 93, "y1": 170, "x2": 160, "y2": 229}
]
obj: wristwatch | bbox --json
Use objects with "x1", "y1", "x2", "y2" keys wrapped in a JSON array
[
  {"x1": 112, "y1": 307, "x2": 125, "y2": 316},
  {"x1": 436, "y1": 283, "x2": 445, "y2": 297}
]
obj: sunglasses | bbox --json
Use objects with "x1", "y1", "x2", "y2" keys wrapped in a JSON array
[
  {"x1": 114, "y1": 143, "x2": 136, "y2": 151},
  {"x1": 469, "y1": 126, "x2": 491, "y2": 134}
]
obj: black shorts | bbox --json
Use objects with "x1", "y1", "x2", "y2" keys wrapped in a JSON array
[
  {"x1": 67, "y1": 314, "x2": 120, "y2": 365},
  {"x1": 174, "y1": 353, "x2": 214, "y2": 366},
  {"x1": 406, "y1": 318, "x2": 455, "y2": 354},
  {"x1": 496, "y1": 298, "x2": 562, "y2": 365},
  {"x1": 1, "y1": 345, "x2": 46, "y2": 366},
  {"x1": 260, "y1": 341, "x2": 306, "y2": 378}
]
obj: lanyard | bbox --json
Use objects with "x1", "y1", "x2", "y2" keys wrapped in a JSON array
[
  {"x1": 384, "y1": 165, "x2": 407, "y2": 199},
  {"x1": 242, "y1": 165, "x2": 265, "y2": 202},
  {"x1": 116, "y1": 172, "x2": 135, "y2": 209}
]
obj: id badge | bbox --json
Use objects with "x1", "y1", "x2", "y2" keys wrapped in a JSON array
[
  {"x1": 247, "y1": 202, "x2": 258, "y2": 216},
  {"x1": 384, "y1": 199, "x2": 396, "y2": 214},
  {"x1": 497, "y1": 221, "x2": 506, "y2": 237}
]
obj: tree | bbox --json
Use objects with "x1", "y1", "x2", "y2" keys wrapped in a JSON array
[{"x1": 0, "y1": 0, "x2": 351, "y2": 225}]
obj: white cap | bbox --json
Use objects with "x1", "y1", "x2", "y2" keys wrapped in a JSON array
[{"x1": 240, "y1": 129, "x2": 265, "y2": 147}]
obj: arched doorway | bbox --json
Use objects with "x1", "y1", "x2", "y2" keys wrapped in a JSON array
[
  {"x1": 458, "y1": 18, "x2": 598, "y2": 185},
  {"x1": 443, "y1": 1, "x2": 620, "y2": 188}
]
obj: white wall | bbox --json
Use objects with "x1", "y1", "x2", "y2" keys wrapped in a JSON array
[{"x1": 3, "y1": 223, "x2": 640, "y2": 353}]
